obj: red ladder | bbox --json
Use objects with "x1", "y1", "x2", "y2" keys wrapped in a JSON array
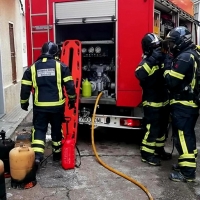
[{"x1": 61, "y1": 40, "x2": 82, "y2": 142}]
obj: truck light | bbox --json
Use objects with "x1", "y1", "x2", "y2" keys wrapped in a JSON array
[{"x1": 120, "y1": 118, "x2": 141, "y2": 127}]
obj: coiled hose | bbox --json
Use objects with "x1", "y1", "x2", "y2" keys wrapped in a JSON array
[{"x1": 91, "y1": 92, "x2": 154, "y2": 200}]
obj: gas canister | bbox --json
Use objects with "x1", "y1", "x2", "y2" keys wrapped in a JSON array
[
  {"x1": 9, "y1": 143, "x2": 37, "y2": 189},
  {"x1": 0, "y1": 160, "x2": 6, "y2": 200}
]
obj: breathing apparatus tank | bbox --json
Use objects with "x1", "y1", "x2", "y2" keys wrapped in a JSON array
[
  {"x1": 0, "y1": 160, "x2": 6, "y2": 200},
  {"x1": 9, "y1": 143, "x2": 37, "y2": 189},
  {"x1": 0, "y1": 130, "x2": 15, "y2": 178},
  {"x1": 82, "y1": 79, "x2": 92, "y2": 97}
]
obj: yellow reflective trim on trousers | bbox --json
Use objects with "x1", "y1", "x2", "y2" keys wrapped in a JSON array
[
  {"x1": 164, "y1": 70, "x2": 170, "y2": 77},
  {"x1": 32, "y1": 147, "x2": 44, "y2": 153},
  {"x1": 56, "y1": 61, "x2": 62, "y2": 101},
  {"x1": 179, "y1": 161, "x2": 196, "y2": 168},
  {"x1": 53, "y1": 148, "x2": 61, "y2": 153},
  {"x1": 21, "y1": 80, "x2": 32, "y2": 86},
  {"x1": 144, "y1": 124, "x2": 150, "y2": 141},
  {"x1": 141, "y1": 146, "x2": 154, "y2": 154},
  {"x1": 63, "y1": 76, "x2": 73, "y2": 82},
  {"x1": 32, "y1": 140, "x2": 45, "y2": 146},
  {"x1": 143, "y1": 100, "x2": 169, "y2": 107},
  {"x1": 155, "y1": 143, "x2": 164, "y2": 147},
  {"x1": 20, "y1": 99, "x2": 29, "y2": 103},
  {"x1": 169, "y1": 70, "x2": 185, "y2": 79},
  {"x1": 149, "y1": 65, "x2": 159, "y2": 76},
  {"x1": 194, "y1": 149, "x2": 198, "y2": 155},
  {"x1": 178, "y1": 130, "x2": 188, "y2": 154},
  {"x1": 142, "y1": 63, "x2": 151, "y2": 74},
  {"x1": 179, "y1": 154, "x2": 195, "y2": 159},
  {"x1": 31, "y1": 127, "x2": 35, "y2": 142},
  {"x1": 142, "y1": 140, "x2": 156, "y2": 147},
  {"x1": 170, "y1": 99, "x2": 198, "y2": 108},
  {"x1": 42, "y1": 58, "x2": 47, "y2": 62},
  {"x1": 52, "y1": 141, "x2": 61, "y2": 146},
  {"x1": 156, "y1": 135, "x2": 165, "y2": 142}
]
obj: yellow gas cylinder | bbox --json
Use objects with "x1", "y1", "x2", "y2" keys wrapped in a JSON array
[
  {"x1": 9, "y1": 143, "x2": 37, "y2": 189},
  {"x1": 0, "y1": 160, "x2": 6, "y2": 200},
  {"x1": 82, "y1": 78, "x2": 92, "y2": 97}
]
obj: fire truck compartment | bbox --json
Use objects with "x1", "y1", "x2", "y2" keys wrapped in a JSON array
[{"x1": 55, "y1": 22, "x2": 116, "y2": 105}]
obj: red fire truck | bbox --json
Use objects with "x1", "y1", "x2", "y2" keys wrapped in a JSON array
[{"x1": 25, "y1": 0, "x2": 199, "y2": 133}]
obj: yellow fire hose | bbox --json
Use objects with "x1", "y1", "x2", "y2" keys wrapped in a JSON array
[{"x1": 91, "y1": 92, "x2": 154, "y2": 200}]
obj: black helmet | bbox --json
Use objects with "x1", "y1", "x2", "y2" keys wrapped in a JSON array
[
  {"x1": 165, "y1": 26, "x2": 192, "y2": 51},
  {"x1": 41, "y1": 41, "x2": 59, "y2": 56},
  {"x1": 141, "y1": 33, "x2": 162, "y2": 56}
]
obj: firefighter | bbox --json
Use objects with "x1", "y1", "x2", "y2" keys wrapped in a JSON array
[
  {"x1": 20, "y1": 41, "x2": 76, "y2": 166},
  {"x1": 135, "y1": 33, "x2": 171, "y2": 166},
  {"x1": 163, "y1": 26, "x2": 199, "y2": 182}
]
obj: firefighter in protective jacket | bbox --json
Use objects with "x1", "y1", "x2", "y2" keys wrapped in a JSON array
[
  {"x1": 164, "y1": 26, "x2": 199, "y2": 182},
  {"x1": 20, "y1": 41, "x2": 76, "y2": 166},
  {"x1": 135, "y1": 33, "x2": 171, "y2": 166}
]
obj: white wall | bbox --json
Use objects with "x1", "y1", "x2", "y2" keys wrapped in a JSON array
[
  {"x1": 194, "y1": 0, "x2": 200, "y2": 45},
  {"x1": 0, "y1": 0, "x2": 27, "y2": 114}
]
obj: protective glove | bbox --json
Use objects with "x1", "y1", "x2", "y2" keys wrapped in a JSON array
[
  {"x1": 147, "y1": 47, "x2": 163, "y2": 66},
  {"x1": 68, "y1": 95, "x2": 77, "y2": 110},
  {"x1": 21, "y1": 102, "x2": 29, "y2": 111}
]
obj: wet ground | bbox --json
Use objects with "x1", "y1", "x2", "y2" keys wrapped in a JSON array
[{"x1": 4, "y1": 110, "x2": 200, "y2": 200}]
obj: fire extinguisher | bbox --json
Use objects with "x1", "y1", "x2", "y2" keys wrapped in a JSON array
[{"x1": 61, "y1": 118, "x2": 75, "y2": 170}]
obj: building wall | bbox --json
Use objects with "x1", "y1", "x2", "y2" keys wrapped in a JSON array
[
  {"x1": 0, "y1": 0, "x2": 27, "y2": 114},
  {"x1": 193, "y1": 0, "x2": 200, "y2": 45}
]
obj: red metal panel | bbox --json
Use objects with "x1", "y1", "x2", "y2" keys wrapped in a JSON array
[
  {"x1": 117, "y1": 91, "x2": 142, "y2": 107},
  {"x1": 32, "y1": 32, "x2": 48, "y2": 48},
  {"x1": 33, "y1": 49, "x2": 41, "y2": 62},
  {"x1": 31, "y1": 0, "x2": 47, "y2": 14},
  {"x1": 169, "y1": 0, "x2": 194, "y2": 16},
  {"x1": 32, "y1": 16, "x2": 47, "y2": 26},
  {"x1": 117, "y1": 0, "x2": 154, "y2": 107}
]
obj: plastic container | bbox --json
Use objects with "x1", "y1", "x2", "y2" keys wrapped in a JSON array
[
  {"x1": 0, "y1": 160, "x2": 6, "y2": 200},
  {"x1": 82, "y1": 79, "x2": 92, "y2": 97},
  {"x1": 61, "y1": 138, "x2": 75, "y2": 170},
  {"x1": 9, "y1": 144, "x2": 37, "y2": 189}
]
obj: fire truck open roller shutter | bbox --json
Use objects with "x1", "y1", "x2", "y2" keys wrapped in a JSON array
[{"x1": 55, "y1": 0, "x2": 116, "y2": 25}]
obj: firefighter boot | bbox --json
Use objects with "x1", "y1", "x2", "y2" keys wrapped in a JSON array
[
  {"x1": 141, "y1": 155, "x2": 161, "y2": 166},
  {"x1": 53, "y1": 152, "x2": 61, "y2": 162},
  {"x1": 155, "y1": 147, "x2": 172, "y2": 160},
  {"x1": 169, "y1": 171, "x2": 195, "y2": 182},
  {"x1": 34, "y1": 153, "x2": 43, "y2": 171}
]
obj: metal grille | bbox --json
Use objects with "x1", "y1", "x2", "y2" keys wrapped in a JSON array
[
  {"x1": 55, "y1": 0, "x2": 116, "y2": 24},
  {"x1": 9, "y1": 23, "x2": 17, "y2": 84}
]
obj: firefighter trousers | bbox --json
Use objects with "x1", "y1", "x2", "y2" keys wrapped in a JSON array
[
  {"x1": 171, "y1": 109, "x2": 199, "y2": 177},
  {"x1": 31, "y1": 110, "x2": 64, "y2": 161},
  {"x1": 141, "y1": 105, "x2": 170, "y2": 158}
]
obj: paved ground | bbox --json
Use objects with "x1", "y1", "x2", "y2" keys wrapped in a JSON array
[{"x1": 3, "y1": 110, "x2": 200, "y2": 200}]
